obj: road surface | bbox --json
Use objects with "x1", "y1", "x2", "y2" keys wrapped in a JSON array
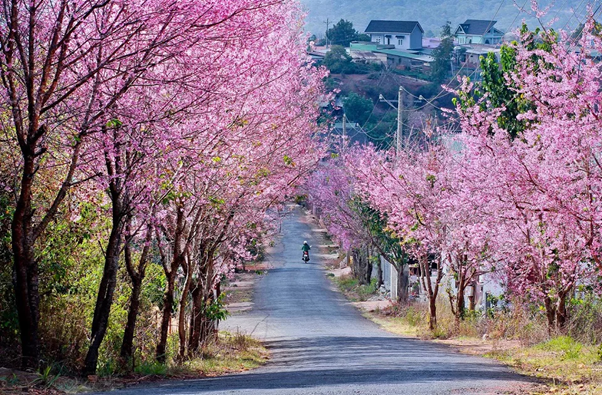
[{"x1": 101, "y1": 205, "x2": 534, "y2": 395}]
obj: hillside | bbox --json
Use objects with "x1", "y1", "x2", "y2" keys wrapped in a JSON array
[{"x1": 299, "y1": 0, "x2": 579, "y2": 37}]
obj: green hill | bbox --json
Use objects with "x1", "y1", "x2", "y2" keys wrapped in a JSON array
[{"x1": 299, "y1": 0, "x2": 579, "y2": 38}]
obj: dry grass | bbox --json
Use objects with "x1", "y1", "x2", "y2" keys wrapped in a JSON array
[
  {"x1": 488, "y1": 337, "x2": 602, "y2": 394},
  {"x1": 360, "y1": 299, "x2": 602, "y2": 394},
  {"x1": 177, "y1": 332, "x2": 267, "y2": 377},
  {"x1": 0, "y1": 332, "x2": 268, "y2": 394}
]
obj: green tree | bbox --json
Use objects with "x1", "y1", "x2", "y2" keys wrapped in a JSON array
[
  {"x1": 478, "y1": 49, "x2": 530, "y2": 139},
  {"x1": 343, "y1": 93, "x2": 373, "y2": 125},
  {"x1": 364, "y1": 111, "x2": 396, "y2": 149},
  {"x1": 455, "y1": 24, "x2": 556, "y2": 139},
  {"x1": 327, "y1": 19, "x2": 360, "y2": 47},
  {"x1": 350, "y1": 198, "x2": 411, "y2": 302},
  {"x1": 430, "y1": 21, "x2": 453, "y2": 84},
  {"x1": 324, "y1": 45, "x2": 353, "y2": 73}
]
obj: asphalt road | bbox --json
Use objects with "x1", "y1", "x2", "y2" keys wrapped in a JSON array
[{"x1": 102, "y1": 205, "x2": 534, "y2": 395}]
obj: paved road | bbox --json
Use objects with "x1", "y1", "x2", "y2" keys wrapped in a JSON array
[{"x1": 104, "y1": 205, "x2": 534, "y2": 395}]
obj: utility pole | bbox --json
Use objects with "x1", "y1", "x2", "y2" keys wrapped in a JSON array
[
  {"x1": 342, "y1": 113, "x2": 347, "y2": 144},
  {"x1": 396, "y1": 86, "x2": 403, "y2": 153},
  {"x1": 324, "y1": 18, "x2": 330, "y2": 48},
  {"x1": 379, "y1": 85, "x2": 404, "y2": 153}
]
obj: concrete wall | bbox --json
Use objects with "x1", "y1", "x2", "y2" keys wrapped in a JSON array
[{"x1": 409, "y1": 25, "x2": 422, "y2": 49}]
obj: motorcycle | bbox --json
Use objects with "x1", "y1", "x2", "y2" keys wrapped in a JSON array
[{"x1": 302, "y1": 250, "x2": 310, "y2": 263}]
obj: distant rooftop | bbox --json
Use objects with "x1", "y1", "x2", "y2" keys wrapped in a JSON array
[
  {"x1": 373, "y1": 49, "x2": 434, "y2": 62},
  {"x1": 365, "y1": 20, "x2": 423, "y2": 34},
  {"x1": 457, "y1": 20, "x2": 499, "y2": 35},
  {"x1": 350, "y1": 42, "x2": 395, "y2": 51}
]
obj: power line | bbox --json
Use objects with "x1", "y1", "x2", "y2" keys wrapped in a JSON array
[{"x1": 343, "y1": 0, "x2": 526, "y2": 146}]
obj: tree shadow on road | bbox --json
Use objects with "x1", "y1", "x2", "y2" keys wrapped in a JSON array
[{"x1": 103, "y1": 336, "x2": 538, "y2": 394}]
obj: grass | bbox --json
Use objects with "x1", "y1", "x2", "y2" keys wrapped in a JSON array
[
  {"x1": 131, "y1": 332, "x2": 267, "y2": 379},
  {"x1": 486, "y1": 336, "x2": 602, "y2": 393},
  {"x1": 0, "y1": 332, "x2": 268, "y2": 394},
  {"x1": 334, "y1": 286, "x2": 602, "y2": 394},
  {"x1": 181, "y1": 332, "x2": 267, "y2": 376},
  {"x1": 335, "y1": 275, "x2": 379, "y2": 302}
]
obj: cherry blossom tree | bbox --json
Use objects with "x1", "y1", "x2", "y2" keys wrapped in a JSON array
[
  {"x1": 1, "y1": 0, "x2": 327, "y2": 371},
  {"x1": 453, "y1": 17, "x2": 602, "y2": 329},
  {"x1": 0, "y1": 0, "x2": 196, "y2": 367}
]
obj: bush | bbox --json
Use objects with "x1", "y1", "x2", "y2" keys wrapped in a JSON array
[
  {"x1": 135, "y1": 361, "x2": 168, "y2": 376},
  {"x1": 357, "y1": 278, "x2": 379, "y2": 300},
  {"x1": 416, "y1": 83, "x2": 442, "y2": 99},
  {"x1": 566, "y1": 292, "x2": 602, "y2": 344}
]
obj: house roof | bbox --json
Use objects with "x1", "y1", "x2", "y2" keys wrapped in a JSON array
[
  {"x1": 456, "y1": 19, "x2": 499, "y2": 35},
  {"x1": 365, "y1": 20, "x2": 423, "y2": 34},
  {"x1": 373, "y1": 49, "x2": 434, "y2": 62}
]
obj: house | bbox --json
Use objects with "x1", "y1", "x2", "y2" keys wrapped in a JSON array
[
  {"x1": 348, "y1": 49, "x2": 387, "y2": 64},
  {"x1": 364, "y1": 20, "x2": 424, "y2": 50},
  {"x1": 455, "y1": 19, "x2": 504, "y2": 45},
  {"x1": 460, "y1": 45, "x2": 500, "y2": 67},
  {"x1": 348, "y1": 41, "x2": 433, "y2": 72},
  {"x1": 374, "y1": 49, "x2": 434, "y2": 70}
]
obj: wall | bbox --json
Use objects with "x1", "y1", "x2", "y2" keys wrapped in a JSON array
[
  {"x1": 370, "y1": 30, "x2": 422, "y2": 50},
  {"x1": 409, "y1": 26, "x2": 422, "y2": 49}
]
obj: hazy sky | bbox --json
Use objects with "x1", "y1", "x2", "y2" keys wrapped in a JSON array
[{"x1": 299, "y1": 0, "x2": 590, "y2": 37}]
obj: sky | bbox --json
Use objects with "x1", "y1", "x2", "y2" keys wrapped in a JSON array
[{"x1": 298, "y1": 0, "x2": 593, "y2": 37}]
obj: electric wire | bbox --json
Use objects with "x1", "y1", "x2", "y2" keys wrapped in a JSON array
[{"x1": 341, "y1": 0, "x2": 544, "y2": 147}]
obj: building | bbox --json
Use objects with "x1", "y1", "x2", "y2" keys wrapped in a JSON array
[
  {"x1": 453, "y1": 45, "x2": 501, "y2": 81},
  {"x1": 349, "y1": 42, "x2": 434, "y2": 72},
  {"x1": 364, "y1": 20, "x2": 424, "y2": 50},
  {"x1": 374, "y1": 48, "x2": 434, "y2": 70},
  {"x1": 455, "y1": 19, "x2": 504, "y2": 45}
]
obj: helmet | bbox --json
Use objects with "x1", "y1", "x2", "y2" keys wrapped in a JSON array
[{"x1": 304, "y1": 241, "x2": 308, "y2": 244}]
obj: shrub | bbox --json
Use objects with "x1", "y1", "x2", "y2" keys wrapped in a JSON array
[{"x1": 566, "y1": 292, "x2": 602, "y2": 344}]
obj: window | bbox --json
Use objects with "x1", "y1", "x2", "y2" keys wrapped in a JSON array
[
  {"x1": 397, "y1": 39, "x2": 403, "y2": 45},
  {"x1": 376, "y1": 37, "x2": 381, "y2": 43}
]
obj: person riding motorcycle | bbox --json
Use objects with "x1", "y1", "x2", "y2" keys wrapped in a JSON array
[{"x1": 301, "y1": 241, "x2": 311, "y2": 261}]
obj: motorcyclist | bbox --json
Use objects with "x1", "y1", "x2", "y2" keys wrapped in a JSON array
[{"x1": 301, "y1": 241, "x2": 311, "y2": 261}]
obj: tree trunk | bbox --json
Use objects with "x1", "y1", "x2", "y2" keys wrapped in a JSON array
[
  {"x1": 157, "y1": 207, "x2": 186, "y2": 363},
  {"x1": 352, "y1": 247, "x2": 372, "y2": 285},
  {"x1": 428, "y1": 297, "x2": 437, "y2": 330},
  {"x1": 419, "y1": 254, "x2": 443, "y2": 331},
  {"x1": 365, "y1": 258, "x2": 373, "y2": 285},
  {"x1": 376, "y1": 260, "x2": 383, "y2": 289},
  {"x1": 555, "y1": 293, "x2": 568, "y2": 331},
  {"x1": 120, "y1": 223, "x2": 152, "y2": 363},
  {"x1": 467, "y1": 280, "x2": 477, "y2": 312},
  {"x1": 156, "y1": 271, "x2": 176, "y2": 363},
  {"x1": 178, "y1": 262, "x2": 193, "y2": 360},
  {"x1": 188, "y1": 281, "x2": 203, "y2": 356},
  {"x1": 11, "y1": 156, "x2": 40, "y2": 369},
  {"x1": 396, "y1": 265, "x2": 408, "y2": 303},
  {"x1": 84, "y1": 215, "x2": 123, "y2": 374},
  {"x1": 120, "y1": 275, "x2": 142, "y2": 361},
  {"x1": 544, "y1": 295, "x2": 556, "y2": 330},
  {"x1": 456, "y1": 277, "x2": 466, "y2": 321}
]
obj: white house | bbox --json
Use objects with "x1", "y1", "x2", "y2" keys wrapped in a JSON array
[
  {"x1": 364, "y1": 20, "x2": 424, "y2": 50},
  {"x1": 455, "y1": 19, "x2": 504, "y2": 45}
]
